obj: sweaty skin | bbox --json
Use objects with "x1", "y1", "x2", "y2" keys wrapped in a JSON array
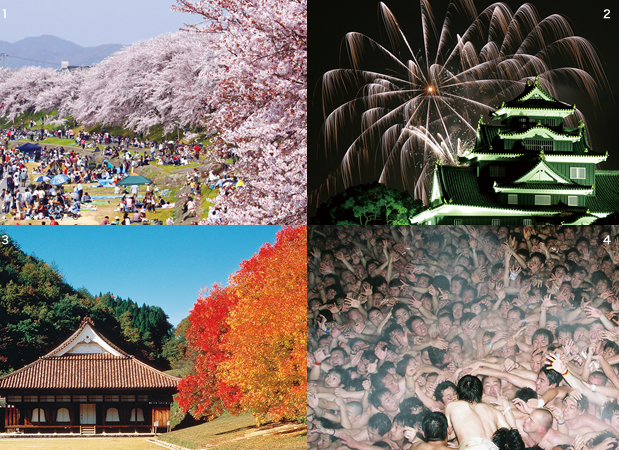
[{"x1": 445, "y1": 400, "x2": 510, "y2": 443}]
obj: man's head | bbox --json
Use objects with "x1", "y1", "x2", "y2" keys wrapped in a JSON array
[
  {"x1": 325, "y1": 367, "x2": 349, "y2": 389},
  {"x1": 428, "y1": 347, "x2": 450, "y2": 369},
  {"x1": 407, "y1": 316, "x2": 428, "y2": 337},
  {"x1": 435, "y1": 381, "x2": 458, "y2": 406},
  {"x1": 370, "y1": 388, "x2": 400, "y2": 413},
  {"x1": 562, "y1": 394, "x2": 588, "y2": 421},
  {"x1": 457, "y1": 375, "x2": 483, "y2": 403},
  {"x1": 532, "y1": 328, "x2": 554, "y2": 350},
  {"x1": 329, "y1": 348, "x2": 349, "y2": 367},
  {"x1": 529, "y1": 351, "x2": 543, "y2": 374},
  {"x1": 535, "y1": 366, "x2": 563, "y2": 395},
  {"x1": 367, "y1": 413, "x2": 392, "y2": 442},
  {"x1": 492, "y1": 428, "x2": 526, "y2": 450},
  {"x1": 590, "y1": 371, "x2": 609, "y2": 387},
  {"x1": 449, "y1": 336, "x2": 464, "y2": 355},
  {"x1": 423, "y1": 412, "x2": 449, "y2": 442},
  {"x1": 522, "y1": 408, "x2": 553, "y2": 435},
  {"x1": 437, "y1": 313, "x2": 454, "y2": 338},
  {"x1": 506, "y1": 307, "x2": 525, "y2": 331},
  {"x1": 602, "y1": 400, "x2": 619, "y2": 431},
  {"x1": 482, "y1": 376, "x2": 502, "y2": 396},
  {"x1": 374, "y1": 371, "x2": 400, "y2": 395},
  {"x1": 555, "y1": 325, "x2": 573, "y2": 346},
  {"x1": 343, "y1": 401, "x2": 363, "y2": 424},
  {"x1": 389, "y1": 413, "x2": 416, "y2": 442},
  {"x1": 393, "y1": 304, "x2": 412, "y2": 325}
]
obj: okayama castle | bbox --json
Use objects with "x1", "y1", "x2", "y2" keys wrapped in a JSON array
[{"x1": 411, "y1": 77, "x2": 619, "y2": 225}]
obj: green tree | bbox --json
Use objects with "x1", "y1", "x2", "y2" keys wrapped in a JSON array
[{"x1": 311, "y1": 182, "x2": 422, "y2": 225}]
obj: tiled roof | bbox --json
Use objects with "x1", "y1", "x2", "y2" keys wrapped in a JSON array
[
  {"x1": 495, "y1": 183, "x2": 592, "y2": 191},
  {"x1": 587, "y1": 171, "x2": 619, "y2": 213},
  {"x1": 437, "y1": 166, "x2": 498, "y2": 208},
  {"x1": 432, "y1": 166, "x2": 619, "y2": 217},
  {"x1": 44, "y1": 316, "x2": 129, "y2": 358},
  {"x1": 0, "y1": 354, "x2": 180, "y2": 390},
  {"x1": 503, "y1": 80, "x2": 573, "y2": 111},
  {"x1": 435, "y1": 165, "x2": 587, "y2": 213}
]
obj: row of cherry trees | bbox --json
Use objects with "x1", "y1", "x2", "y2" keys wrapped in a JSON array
[
  {"x1": 177, "y1": 226, "x2": 306, "y2": 424},
  {"x1": 174, "y1": 0, "x2": 307, "y2": 224},
  {"x1": 0, "y1": 32, "x2": 218, "y2": 132},
  {"x1": 0, "y1": 0, "x2": 307, "y2": 223}
]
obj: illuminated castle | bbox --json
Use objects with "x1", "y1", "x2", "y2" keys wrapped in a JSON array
[{"x1": 411, "y1": 77, "x2": 619, "y2": 225}]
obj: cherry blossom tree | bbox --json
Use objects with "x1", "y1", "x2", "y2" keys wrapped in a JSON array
[
  {"x1": 34, "y1": 68, "x2": 86, "y2": 125},
  {"x1": 174, "y1": 0, "x2": 307, "y2": 224},
  {"x1": 0, "y1": 67, "x2": 61, "y2": 121},
  {"x1": 71, "y1": 32, "x2": 220, "y2": 133}
]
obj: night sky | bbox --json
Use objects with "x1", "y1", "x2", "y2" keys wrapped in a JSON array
[{"x1": 308, "y1": 0, "x2": 619, "y2": 208}]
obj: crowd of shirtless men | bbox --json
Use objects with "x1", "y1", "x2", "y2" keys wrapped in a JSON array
[{"x1": 307, "y1": 225, "x2": 619, "y2": 450}]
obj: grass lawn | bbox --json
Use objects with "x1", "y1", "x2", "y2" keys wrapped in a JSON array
[
  {"x1": 37, "y1": 138, "x2": 77, "y2": 146},
  {"x1": 0, "y1": 437, "x2": 161, "y2": 450},
  {"x1": 158, "y1": 412, "x2": 305, "y2": 450}
]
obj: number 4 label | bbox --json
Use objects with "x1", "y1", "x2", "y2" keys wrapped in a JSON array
[{"x1": 604, "y1": 235, "x2": 611, "y2": 244}]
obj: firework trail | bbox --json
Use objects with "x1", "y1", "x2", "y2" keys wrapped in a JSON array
[{"x1": 310, "y1": 0, "x2": 609, "y2": 210}]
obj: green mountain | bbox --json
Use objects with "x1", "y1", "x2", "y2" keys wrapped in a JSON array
[{"x1": 0, "y1": 234, "x2": 174, "y2": 375}]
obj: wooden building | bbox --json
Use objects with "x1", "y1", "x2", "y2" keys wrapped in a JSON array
[
  {"x1": 411, "y1": 77, "x2": 619, "y2": 225},
  {"x1": 0, "y1": 317, "x2": 179, "y2": 434}
]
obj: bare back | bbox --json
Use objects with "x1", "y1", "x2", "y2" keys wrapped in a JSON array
[{"x1": 445, "y1": 400, "x2": 509, "y2": 443}]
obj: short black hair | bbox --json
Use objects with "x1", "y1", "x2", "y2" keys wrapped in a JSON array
[
  {"x1": 423, "y1": 412, "x2": 448, "y2": 441},
  {"x1": 564, "y1": 392, "x2": 589, "y2": 412},
  {"x1": 540, "y1": 365, "x2": 563, "y2": 387},
  {"x1": 514, "y1": 387, "x2": 538, "y2": 402},
  {"x1": 460, "y1": 312, "x2": 477, "y2": 324},
  {"x1": 315, "y1": 417, "x2": 342, "y2": 443},
  {"x1": 428, "y1": 347, "x2": 448, "y2": 368},
  {"x1": 399, "y1": 397, "x2": 426, "y2": 415},
  {"x1": 368, "y1": 412, "x2": 392, "y2": 437},
  {"x1": 327, "y1": 367, "x2": 350, "y2": 389},
  {"x1": 508, "y1": 307, "x2": 525, "y2": 320},
  {"x1": 396, "y1": 354, "x2": 415, "y2": 377},
  {"x1": 361, "y1": 349, "x2": 379, "y2": 364},
  {"x1": 604, "y1": 340, "x2": 619, "y2": 355},
  {"x1": 492, "y1": 428, "x2": 525, "y2": 450},
  {"x1": 392, "y1": 412, "x2": 416, "y2": 428},
  {"x1": 393, "y1": 303, "x2": 412, "y2": 318},
  {"x1": 589, "y1": 431, "x2": 619, "y2": 450},
  {"x1": 457, "y1": 375, "x2": 483, "y2": 403},
  {"x1": 532, "y1": 328, "x2": 554, "y2": 345},
  {"x1": 449, "y1": 336, "x2": 464, "y2": 348},
  {"x1": 555, "y1": 324, "x2": 573, "y2": 339},
  {"x1": 432, "y1": 275, "x2": 450, "y2": 292},
  {"x1": 530, "y1": 252, "x2": 546, "y2": 265},
  {"x1": 435, "y1": 381, "x2": 457, "y2": 404},
  {"x1": 369, "y1": 388, "x2": 391, "y2": 409},
  {"x1": 602, "y1": 400, "x2": 619, "y2": 422}
]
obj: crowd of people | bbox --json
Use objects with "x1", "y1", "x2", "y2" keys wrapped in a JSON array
[
  {"x1": 308, "y1": 225, "x2": 619, "y2": 450},
  {"x1": 2, "y1": 124, "x2": 237, "y2": 169}
]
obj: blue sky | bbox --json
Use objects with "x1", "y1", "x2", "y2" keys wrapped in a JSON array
[
  {"x1": 0, "y1": 226, "x2": 280, "y2": 326},
  {"x1": 0, "y1": 0, "x2": 199, "y2": 47}
]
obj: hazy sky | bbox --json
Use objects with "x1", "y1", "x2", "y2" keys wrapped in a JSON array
[
  {"x1": 0, "y1": 0, "x2": 200, "y2": 47},
  {"x1": 1, "y1": 226, "x2": 280, "y2": 327}
]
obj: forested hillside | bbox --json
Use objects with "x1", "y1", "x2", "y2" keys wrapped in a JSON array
[{"x1": 0, "y1": 235, "x2": 174, "y2": 375}]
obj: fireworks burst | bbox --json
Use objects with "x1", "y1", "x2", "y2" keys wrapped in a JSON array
[{"x1": 312, "y1": 0, "x2": 609, "y2": 208}]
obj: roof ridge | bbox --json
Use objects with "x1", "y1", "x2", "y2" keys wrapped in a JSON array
[{"x1": 42, "y1": 316, "x2": 130, "y2": 358}]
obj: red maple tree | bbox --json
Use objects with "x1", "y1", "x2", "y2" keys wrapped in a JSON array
[{"x1": 177, "y1": 226, "x2": 306, "y2": 423}]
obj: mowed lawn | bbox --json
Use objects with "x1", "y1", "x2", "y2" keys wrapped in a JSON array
[
  {"x1": 158, "y1": 412, "x2": 306, "y2": 450},
  {"x1": 0, "y1": 437, "x2": 161, "y2": 449}
]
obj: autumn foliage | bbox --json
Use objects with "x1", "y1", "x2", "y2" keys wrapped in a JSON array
[{"x1": 177, "y1": 226, "x2": 307, "y2": 423}]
